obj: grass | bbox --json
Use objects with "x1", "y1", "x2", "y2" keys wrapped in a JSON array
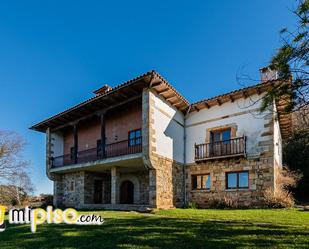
[{"x1": 0, "y1": 208, "x2": 308, "y2": 248}]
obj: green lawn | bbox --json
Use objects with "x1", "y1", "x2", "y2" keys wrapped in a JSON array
[{"x1": 0, "y1": 209, "x2": 308, "y2": 248}]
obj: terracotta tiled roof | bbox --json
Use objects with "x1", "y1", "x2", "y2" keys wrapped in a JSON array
[{"x1": 30, "y1": 71, "x2": 291, "y2": 138}]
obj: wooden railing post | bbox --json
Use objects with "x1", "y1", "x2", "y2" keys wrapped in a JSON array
[
  {"x1": 195, "y1": 136, "x2": 247, "y2": 161},
  {"x1": 100, "y1": 112, "x2": 106, "y2": 159},
  {"x1": 73, "y1": 123, "x2": 78, "y2": 164}
]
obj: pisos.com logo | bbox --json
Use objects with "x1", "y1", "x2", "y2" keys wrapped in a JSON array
[{"x1": 0, "y1": 205, "x2": 104, "y2": 233}]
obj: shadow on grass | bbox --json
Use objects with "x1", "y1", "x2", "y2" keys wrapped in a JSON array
[{"x1": 0, "y1": 216, "x2": 308, "y2": 249}]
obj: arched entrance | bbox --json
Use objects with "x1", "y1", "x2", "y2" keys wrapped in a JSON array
[{"x1": 120, "y1": 180, "x2": 134, "y2": 204}]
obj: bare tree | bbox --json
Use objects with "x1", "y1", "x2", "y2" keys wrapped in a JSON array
[
  {"x1": 8, "y1": 171, "x2": 35, "y2": 206},
  {"x1": 0, "y1": 130, "x2": 29, "y2": 181},
  {"x1": 292, "y1": 106, "x2": 309, "y2": 130}
]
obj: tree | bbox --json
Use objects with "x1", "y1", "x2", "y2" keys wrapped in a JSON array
[
  {"x1": 0, "y1": 130, "x2": 28, "y2": 181},
  {"x1": 0, "y1": 130, "x2": 34, "y2": 206},
  {"x1": 260, "y1": 0, "x2": 309, "y2": 114},
  {"x1": 8, "y1": 171, "x2": 35, "y2": 206},
  {"x1": 284, "y1": 129, "x2": 309, "y2": 201}
]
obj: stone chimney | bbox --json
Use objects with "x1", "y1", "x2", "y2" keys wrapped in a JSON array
[
  {"x1": 93, "y1": 85, "x2": 113, "y2": 96},
  {"x1": 260, "y1": 66, "x2": 278, "y2": 82}
]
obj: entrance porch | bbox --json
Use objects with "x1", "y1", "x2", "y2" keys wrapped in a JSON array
[{"x1": 53, "y1": 160, "x2": 152, "y2": 211}]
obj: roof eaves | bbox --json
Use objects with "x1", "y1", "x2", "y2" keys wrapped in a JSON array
[{"x1": 30, "y1": 70, "x2": 155, "y2": 131}]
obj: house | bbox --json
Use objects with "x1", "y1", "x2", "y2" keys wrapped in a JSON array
[{"x1": 30, "y1": 69, "x2": 291, "y2": 209}]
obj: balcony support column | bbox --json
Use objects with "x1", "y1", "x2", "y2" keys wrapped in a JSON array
[
  {"x1": 100, "y1": 112, "x2": 106, "y2": 158},
  {"x1": 73, "y1": 123, "x2": 78, "y2": 164},
  {"x1": 111, "y1": 166, "x2": 119, "y2": 204}
]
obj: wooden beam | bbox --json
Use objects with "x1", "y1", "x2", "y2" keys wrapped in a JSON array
[
  {"x1": 204, "y1": 102, "x2": 210, "y2": 109},
  {"x1": 148, "y1": 73, "x2": 155, "y2": 87},
  {"x1": 256, "y1": 88, "x2": 261, "y2": 95},
  {"x1": 166, "y1": 95, "x2": 178, "y2": 101},
  {"x1": 151, "y1": 81, "x2": 161, "y2": 87},
  {"x1": 117, "y1": 89, "x2": 130, "y2": 99},
  {"x1": 172, "y1": 101, "x2": 183, "y2": 106},
  {"x1": 158, "y1": 88, "x2": 170, "y2": 95},
  {"x1": 52, "y1": 94, "x2": 142, "y2": 131},
  {"x1": 193, "y1": 105, "x2": 199, "y2": 112}
]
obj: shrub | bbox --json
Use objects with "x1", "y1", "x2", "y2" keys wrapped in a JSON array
[
  {"x1": 263, "y1": 167, "x2": 299, "y2": 208},
  {"x1": 186, "y1": 202, "x2": 198, "y2": 209},
  {"x1": 209, "y1": 195, "x2": 239, "y2": 209},
  {"x1": 263, "y1": 188, "x2": 294, "y2": 208}
]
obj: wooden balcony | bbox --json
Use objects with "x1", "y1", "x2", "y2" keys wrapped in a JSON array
[
  {"x1": 195, "y1": 136, "x2": 246, "y2": 161},
  {"x1": 51, "y1": 138, "x2": 142, "y2": 168}
]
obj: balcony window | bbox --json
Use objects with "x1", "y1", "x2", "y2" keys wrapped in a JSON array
[
  {"x1": 226, "y1": 171, "x2": 249, "y2": 189},
  {"x1": 128, "y1": 129, "x2": 142, "y2": 146},
  {"x1": 210, "y1": 128, "x2": 231, "y2": 143},
  {"x1": 192, "y1": 174, "x2": 211, "y2": 190}
]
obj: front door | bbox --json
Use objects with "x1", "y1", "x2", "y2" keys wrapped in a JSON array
[
  {"x1": 120, "y1": 180, "x2": 134, "y2": 204},
  {"x1": 94, "y1": 180, "x2": 103, "y2": 204}
]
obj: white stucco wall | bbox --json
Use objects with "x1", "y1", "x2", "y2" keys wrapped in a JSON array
[
  {"x1": 151, "y1": 91, "x2": 185, "y2": 163},
  {"x1": 51, "y1": 132, "x2": 64, "y2": 157},
  {"x1": 273, "y1": 103, "x2": 282, "y2": 167},
  {"x1": 185, "y1": 94, "x2": 272, "y2": 163}
]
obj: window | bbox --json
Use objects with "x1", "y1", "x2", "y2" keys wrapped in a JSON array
[
  {"x1": 226, "y1": 171, "x2": 249, "y2": 189},
  {"x1": 210, "y1": 128, "x2": 231, "y2": 143},
  {"x1": 192, "y1": 174, "x2": 211, "y2": 190},
  {"x1": 128, "y1": 129, "x2": 142, "y2": 146},
  {"x1": 69, "y1": 180, "x2": 75, "y2": 192}
]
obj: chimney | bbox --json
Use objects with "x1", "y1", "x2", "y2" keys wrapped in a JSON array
[
  {"x1": 260, "y1": 66, "x2": 278, "y2": 82},
  {"x1": 93, "y1": 84, "x2": 113, "y2": 96}
]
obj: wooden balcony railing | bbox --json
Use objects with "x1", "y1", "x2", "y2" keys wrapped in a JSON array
[
  {"x1": 195, "y1": 136, "x2": 246, "y2": 161},
  {"x1": 51, "y1": 138, "x2": 142, "y2": 168}
]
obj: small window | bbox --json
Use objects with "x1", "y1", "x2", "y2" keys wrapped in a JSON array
[
  {"x1": 192, "y1": 174, "x2": 211, "y2": 190},
  {"x1": 128, "y1": 129, "x2": 142, "y2": 146},
  {"x1": 69, "y1": 180, "x2": 75, "y2": 192},
  {"x1": 226, "y1": 171, "x2": 249, "y2": 189}
]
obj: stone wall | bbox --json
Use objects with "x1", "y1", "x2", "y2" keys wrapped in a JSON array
[
  {"x1": 186, "y1": 155, "x2": 275, "y2": 207},
  {"x1": 185, "y1": 101, "x2": 277, "y2": 208},
  {"x1": 84, "y1": 172, "x2": 111, "y2": 204},
  {"x1": 53, "y1": 169, "x2": 149, "y2": 208},
  {"x1": 53, "y1": 171, "x2": 85, "y2": 208},
  {"x1": 142, "y1": 88, "x2": 185, "y2": 209},
  {"x1": 118, "y1": 171, "x2": 149, "y2": 205},
  {"x1": 151, "y1": 154, "x2": 185, "y2": 208}
]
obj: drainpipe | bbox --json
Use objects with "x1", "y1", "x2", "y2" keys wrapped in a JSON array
[{"x1": 183, "y1": 106, "x2": 191, "y2": 206}]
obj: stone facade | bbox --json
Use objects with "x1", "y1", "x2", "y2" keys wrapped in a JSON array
[
  {"x1": 49, "y1": 88, "x2": 280, "y2": 210},
  {"x1": 142, "y1": 88, "x2": 185, "y2": 209},
  {"x1": 185, "y1": 106, "x2": 276, "y2": 208},
  {"x1": 53, "y1": 169, "x2": 149, "y2": 208},
  {"x1": 150, "y1": 154, "x2": 184, "y2": 208},
  {"x1": 186, "y1": 156, "x2": 274, "y2": 207}
]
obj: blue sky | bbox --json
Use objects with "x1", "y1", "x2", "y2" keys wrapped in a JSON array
[{"x1": 0, "y1": 0, "x2": 297, "y2": 194}]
